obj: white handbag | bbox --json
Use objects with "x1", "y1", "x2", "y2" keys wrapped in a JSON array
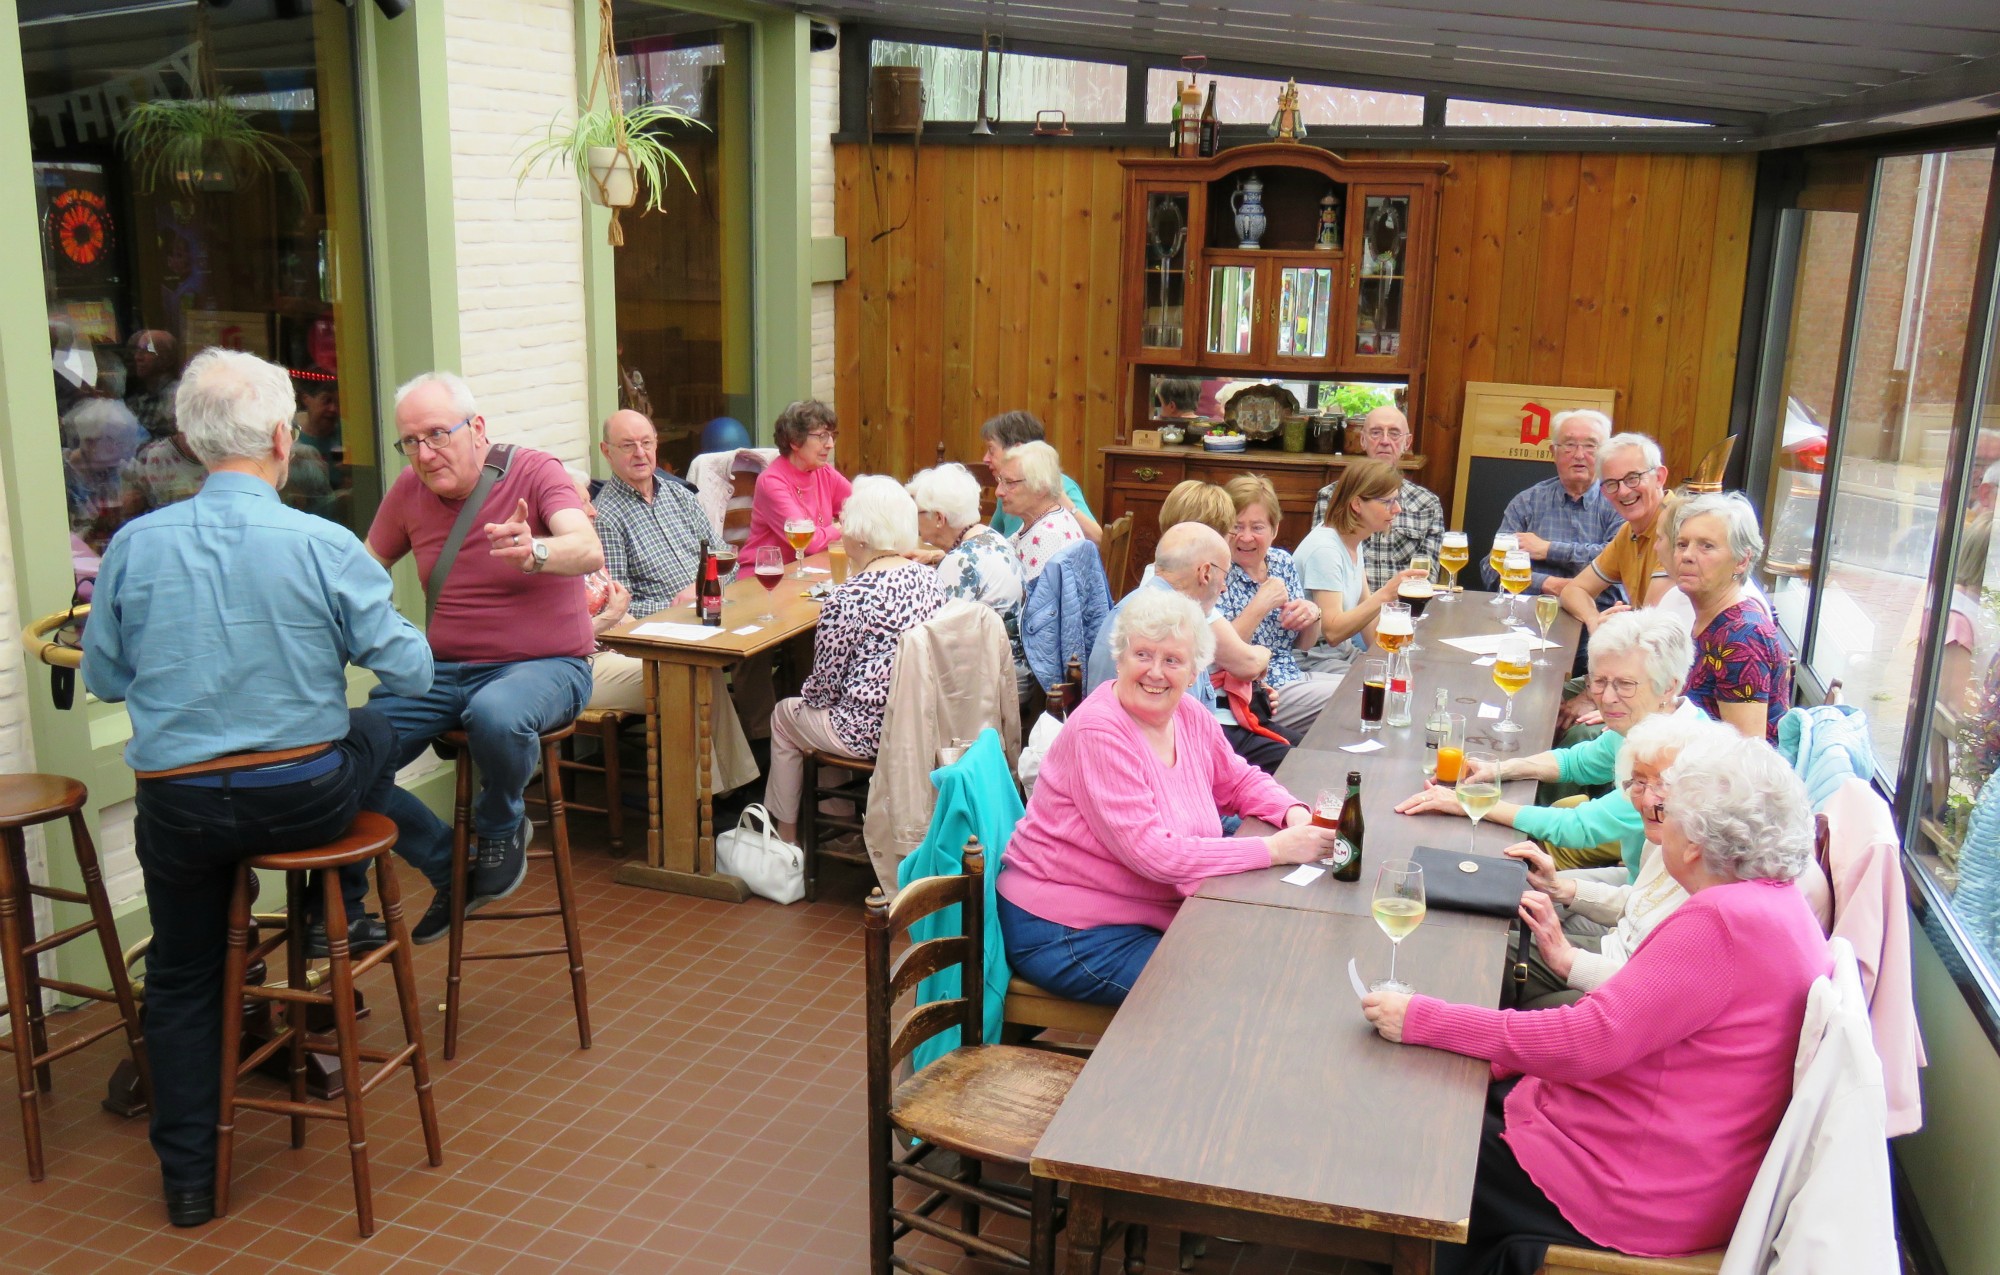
[{"x1": 714, "y1": 803, "x2": 805, "y2": 905}]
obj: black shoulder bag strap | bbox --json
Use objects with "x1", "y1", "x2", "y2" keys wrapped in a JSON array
[{"x1": 424, "y1": 443, "x2": 518, "y2": 625}]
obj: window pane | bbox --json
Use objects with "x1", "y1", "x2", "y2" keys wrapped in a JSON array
[
  {"x1": 1143, "y1": 70, "x2": 1422, "y2": 127},
  {"x1": 1758, "y1": 209, "x2": 1859, "y2": 644},
  {"x1": 1444, "y1": 99, "x2": 1708, "y2": 128},
  {"x1": 870, "y1": 42, "x2": 1125, "y2": 123},
  {"x1": 1809, "y1": 149, "x2": 1996, "y2": 785},
  {"x1": 26, "y1": 3, "x2": 377, "y2": 592}
]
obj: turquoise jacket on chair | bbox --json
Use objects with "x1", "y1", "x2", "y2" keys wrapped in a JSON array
[{"x1": 896, "y1": 728, "x2": 1023, "y2": 1070}]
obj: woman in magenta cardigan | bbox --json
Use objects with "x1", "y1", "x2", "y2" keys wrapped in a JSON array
[
  {"x1": 1362, "y1": 736, "x2": 1830, "y2": 1275},
  {"x1": 743, "y1": 399, "x2": 852, "y2": 561},
  {"x1": 997, "y1": 588, "x2": 1335, "y2": 1005}
]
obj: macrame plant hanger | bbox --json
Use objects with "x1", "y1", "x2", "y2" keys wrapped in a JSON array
[{"x1": 587, "y1": 0, "x2": 633, "y2": 246}]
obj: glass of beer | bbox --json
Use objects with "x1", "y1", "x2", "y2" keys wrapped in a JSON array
[
  {"x1": 1397, "y1": 575, "x2": 1433, "y2": 652},
  {"x1": 1434, "y1": 715, "x2": 1466, "y2": 784},
  {"x1": 1455, "y1": 754, "x2": 1502, "y2": 854},
  {"x1": 712, "y1": 542, "x2": 740, "y2": 588},
  {"x1": 1438, "y1": 531, "x2": 1469, "y2": 599},
  {"x1": 1370, "y1": 859, "x2": 1425, "y2": 994},
  {"x1": 828, "y1": 542, "x2": 849, "y2": 583},
  {"x1": 1359, "y1": 659, "x2": 1388, "y2": 731},
  {"x1": 1492, "y1": 633, "x2": 1532, "y2": 734},
  {"x1": 753, "y1": 546, "x2": 786, "y2": 622},
  {"x1": 1488, "y1": 534, "x2": 1518, "y2": 606},
  {"x1": 1501, "y1": 549, "x2": 1533, "y2": 624},
  {"x1": 1533, "y1": 593, "x2": 1561, "y2": 667},
  {"x1": 783, "y1": 518, "x2": 816, "y2": 577},
  {"x1": 1312, "y1": 789, "x2": 1342, "y2": 830},
  {"x1": 1376, "y1": 602, "x2": 1413, "y2": 659}
]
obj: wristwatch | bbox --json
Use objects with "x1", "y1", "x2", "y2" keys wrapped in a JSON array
[{"x1": 528, "y1": 538, "x2": 550, "y2": 572}]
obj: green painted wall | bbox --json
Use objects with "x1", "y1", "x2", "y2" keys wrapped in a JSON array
[{"x1": 1898, "y1": 933, "x2": 2000, "y2": 1275}]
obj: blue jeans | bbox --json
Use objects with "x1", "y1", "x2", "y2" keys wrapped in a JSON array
[
  {"x1": 997, "y1": 893, "x2": 1161, "y2": 1007},
  {"x1": 366, "y1": 657, "x2": 591, "y2": 891},
  {"x1": 135, "y1": 708, "x2": 399, "y2": 1191}
]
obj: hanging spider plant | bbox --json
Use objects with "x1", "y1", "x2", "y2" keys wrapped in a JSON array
[
  {"x1": 517, "y1": 99, "x2": 704, "y2": 238},
  {"x1": 118, "y1": 97, "x2": 309, "y2": 205}
]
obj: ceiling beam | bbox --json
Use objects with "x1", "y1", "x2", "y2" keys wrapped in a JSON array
[{"x1": 1759, "y1": 51, "x2": 2000, "y2": 132}]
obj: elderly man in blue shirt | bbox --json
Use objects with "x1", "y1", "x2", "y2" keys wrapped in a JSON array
[
  {"x1": 83, "y1": 349, "x2": 432, "y2": 1229},
  {"x1": 1479, "y1": 407, "x2": 1624, "y2": 598}
]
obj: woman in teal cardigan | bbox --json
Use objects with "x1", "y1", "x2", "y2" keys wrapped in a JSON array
[{"x1": 1394, "y1": 609, "x2": 1695, "y2": 880}]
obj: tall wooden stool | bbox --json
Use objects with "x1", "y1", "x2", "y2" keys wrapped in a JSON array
[
  {"x1": 441, "y1": 727, "x2": 590, "y2": 1061},
  {"x1": 538, "y1": 708, "x2": 631, "y2": 855},
  {"x1": 801, "y1": 748, "x2": 874, "y2": 902},
  {"x1": 0, "y1": 773, "x2": 150, "y2": 1181},
  {"x1": 215, "y1": 812, "x2": 441, "y2": 1236}
]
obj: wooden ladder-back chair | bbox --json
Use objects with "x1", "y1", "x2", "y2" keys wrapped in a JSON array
[
  {"x1": 863, "y1": 841, "x2": 1082, "y2": 1274},
  {"x1": 1099, "y1": 513, "x2": 1135, "y2": 600}
]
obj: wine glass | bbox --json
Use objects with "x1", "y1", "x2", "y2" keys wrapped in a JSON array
[
  {"x1": 1438, "y1": 531, "x2": 1468, "y2": 600},
  {"x1": 1492, "y1": 634, "x2": 1531, "y2": 735},
  {"x1": 1370, "y1": 860, "x2": 1425, "y2": 994},
  {"x1": 1455, "y1": 753, "x2": 1501, "y2": 854},
  {"x1": 1533, "y1": 593, "x2": 1561, "y2": 668},
  {"x1": 753, "y1": 546, "x2": 786, "y2": 622},
  {"x1": 783, "y1": 518, "x2": 816, "y2": 578},
  {"x1": 1487, "y1": 534, "x2": 1517, "y2": 606},
  {"x1": 1501, "y1": 549, "x2": 1533, "y2": 625}
]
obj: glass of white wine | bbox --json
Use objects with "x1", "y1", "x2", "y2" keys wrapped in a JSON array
[
  {"x1": 1371, "y1": 859, "x2": 1425, "y2": 994},
  {"x1": 1487, "y1": 534, "x2": 1518, "y2": 606},
  {"x1": 1455, "y1": 754, "x2": 1502, "y2": 855},
  {"x1": 1492, "y1": 633, "x2": 1532, "y2": 735},
  {"x1": 1438, "y1": 532, "x2": 1469, "y2": 600},
  {"x1": 1533, "y1": 593, "x2": 1561, "y2": 667},
  {"x1": 1501, "y1": 549, "x2": 1533, "y2": 624}
]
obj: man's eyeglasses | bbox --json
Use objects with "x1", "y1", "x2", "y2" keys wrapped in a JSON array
[
  {"x1": 288, "y1": 422, "x2": 302, "y2": 444},
  {"x1": 1365, "y1": 429, "x2": 1409, "y2": 443},
  {"x1": 1554, "y1": 441, "x2": 1598, "y2": 454},
  {"x1": 611, "y1": 440, "x2": 657, "y2": 456},
  {"x1": 393, "y1": 416, "x2": 474, "y2": 457},
  {"x1": 1600, "y1": 468, "x2": 1654, "y2": 495},
  {"x1": 1587, "y1": 675, "x2": 1642, "y2": 699}
]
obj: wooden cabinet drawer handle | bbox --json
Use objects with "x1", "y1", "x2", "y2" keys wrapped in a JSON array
[{"x1": 1133, "y1": 466, "x2": 1161, "y2": 482}]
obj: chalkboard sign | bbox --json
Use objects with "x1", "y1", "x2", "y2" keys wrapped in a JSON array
[{"x1": 1450, "y1": 382, "x2": 1619, "y2": 581}]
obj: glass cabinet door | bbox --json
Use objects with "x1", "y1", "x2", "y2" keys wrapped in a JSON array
[
  {"x1": 1141, "y1": 190, "x2": 1192, "y2": 353},
  {"x1": 1354, "y1": 193, "x2": 1410, "y2": 359},
  {"x1": 1276, "y1": 265, "x2": 1334, "y2": 361},
  {"x1": 1207, "y1": 265, "x2": 1257, "y2": 358}
]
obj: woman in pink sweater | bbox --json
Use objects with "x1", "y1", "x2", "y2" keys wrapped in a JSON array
[
  {"x1": 997, "y1": 588, "x2": 1332, "y2": 1005},
  {"x1": 743, "y1": 399, "x2": 852, "y2": 562},
  {"x1": 1362, "y1": 735, "x2": 1830, "y2": 1275}
]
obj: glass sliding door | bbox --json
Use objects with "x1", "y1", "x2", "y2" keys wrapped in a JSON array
[{"x1": 611, "y1": 2, "x2": 752, "y2": 476}]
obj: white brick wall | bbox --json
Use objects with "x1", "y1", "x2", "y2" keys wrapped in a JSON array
[
  {"x1": 0, "y1": 451, "x2": 57, "y2": 1010},
  {"x1": 444, "y1": 0, "x2": 594, "y2": 467},
  {"x1": 811, "y1": 47, "x2": 839, "y2": 404}
]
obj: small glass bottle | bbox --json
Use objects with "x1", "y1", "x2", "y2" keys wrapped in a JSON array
[
  {"x1": 1422, "y1": 687, "x2": 1450, "y2": 777},
  {"x1": 1385, "y1": 648, "x2": 1413, "y2": 728}
]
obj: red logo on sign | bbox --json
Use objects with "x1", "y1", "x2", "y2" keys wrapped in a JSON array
[{"x1": 1519, "y1": 402, "x2": 1551, "y2": 446}]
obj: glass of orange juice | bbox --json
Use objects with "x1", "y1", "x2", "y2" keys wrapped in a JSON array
[
  {"x1": 1434, "y1": 715, "x2": 1466, "y2": 784},
  {"x1": 828, "y1": 542, "x2": 849, "y2": 582}
]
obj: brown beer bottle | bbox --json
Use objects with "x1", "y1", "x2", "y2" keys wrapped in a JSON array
[{"x1": 1333, "y1": 770, "x2": 1364, "y2": 882}]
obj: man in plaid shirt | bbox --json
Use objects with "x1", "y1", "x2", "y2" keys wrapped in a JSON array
[
  {"x1": 593, "y1": 410, "x2": 714, "y2": 615},
  {"x1": 1311, "y1": 405, "x2": 1442, "y2": 590},
  {"x1": 1478, "y1": 408, "x2": 1623, "y2": 597}
]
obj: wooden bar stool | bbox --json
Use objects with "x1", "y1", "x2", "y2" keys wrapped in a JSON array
[
  {"x1": 215, "y1": 812, "x2": 441, "y2": 1236},
  {"x1": 0, "y1": 773, "x2": 150, "y2": 1181},
  {"x1": 537, "y1": 708, "x2": 632, "y2": 855},
  {"x1": 440, "y1": 726, "x2": 590, "y2": 1061}
]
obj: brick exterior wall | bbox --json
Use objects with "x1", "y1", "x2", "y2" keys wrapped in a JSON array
[
  {"x1": 443, "y1": 0, "x2": 593, "y2": 467},
  {"x1": 811, "y1": 47, "x2": 838, "y2": 404}
]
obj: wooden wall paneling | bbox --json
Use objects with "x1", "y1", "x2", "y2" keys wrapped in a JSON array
[
  {"x1": 1693, "y1": 158, "x2": 1759, "y2": 470},
  {"x1": 908, "y1": 139, "x2": 949, "y2": 480},
  {"x1": 1053, "y1": 152, "x2": 1094, "y2": 477},
  {"x1": 1462, "y1": 152, "x2": 1514, "y2": 389},
  {"x1": 1023, "y1": 149, "x2": 1060, "y2": 450},
  {"x1": 1416, "y1": 155, "x2": 1479, "y2": 502},
  {"x1": 996, "y1": 150, "x2": 1035, "y2": 420},
  {"x1": 833, "y1": 145, "x2": 864, "y2": 460},
  {"x1": 1084, "y1": 152, "x2": 1126, "y2": 499},
  {"x1": 1659, "y1": 157, "x2": 1723, "y2": 478},
  {"x1": 1528, "y1": 154, "x2": 1583, "y2": 386},
  {"x1": 1625, "y1": 154, "x2": 1689, "y2": 467},
  {"x1": 1559, "y1": 154, "x2": 1619, "y2": 386},
  {"x1": 969, "y1": 147, "x2": 1006, "y2": 452},
  {"x1": 1495, "y1": 151, "x2": 1548, "y2": 380},
  {"x1": 938, "y1": 146, "x2": 979, "y2": 465},
  {"x1": 1593, "y1": 153, "x2": 1651, "y2": 432}
]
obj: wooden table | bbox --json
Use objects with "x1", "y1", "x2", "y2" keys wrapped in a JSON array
[
  {"x1": 597, "y1": 553, "x2": 830, "y2": 900},
  {"x1": 1032, "y1": 590, "x2": 1580, "y2": 1272},
  {"x1": 1033, "y1": 898, "x2": 1507, "y2": 1274},
  {"x1": 1205, "y1": 591, "x2": 1581, "y2": 915}
]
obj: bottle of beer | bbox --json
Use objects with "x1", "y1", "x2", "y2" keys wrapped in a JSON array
[
  {"x1": 1064, "y1": 655, "x2": 1084, "y2": 714},
  {"x1": 1333, "y1": 771, "x2": 1364, "y2": 882},
  {"x1": 1168, "y1": 79, "x2": 1184, "y2": 151},
  {"x1": 698, "y1": 540, "x2": 723, "y2": 627},
  {"x1": 1198, "y1": 80, "x2": 1219, "y2": 157}
]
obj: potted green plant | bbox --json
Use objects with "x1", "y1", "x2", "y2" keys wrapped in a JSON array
[
  {"x1": 118, "y1": 97, "x2": 308, "y2": 204},
  {"x1": 517, "y1": 98, "x2": 701, "y2": 224}
]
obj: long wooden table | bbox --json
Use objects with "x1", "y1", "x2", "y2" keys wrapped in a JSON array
[
  {"x1": 597, "y1": 553, "x2": 830, "y2": 900},
  {"x1": 1032, "y1": 590, "x2": 1582, "y2": 1273}
]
